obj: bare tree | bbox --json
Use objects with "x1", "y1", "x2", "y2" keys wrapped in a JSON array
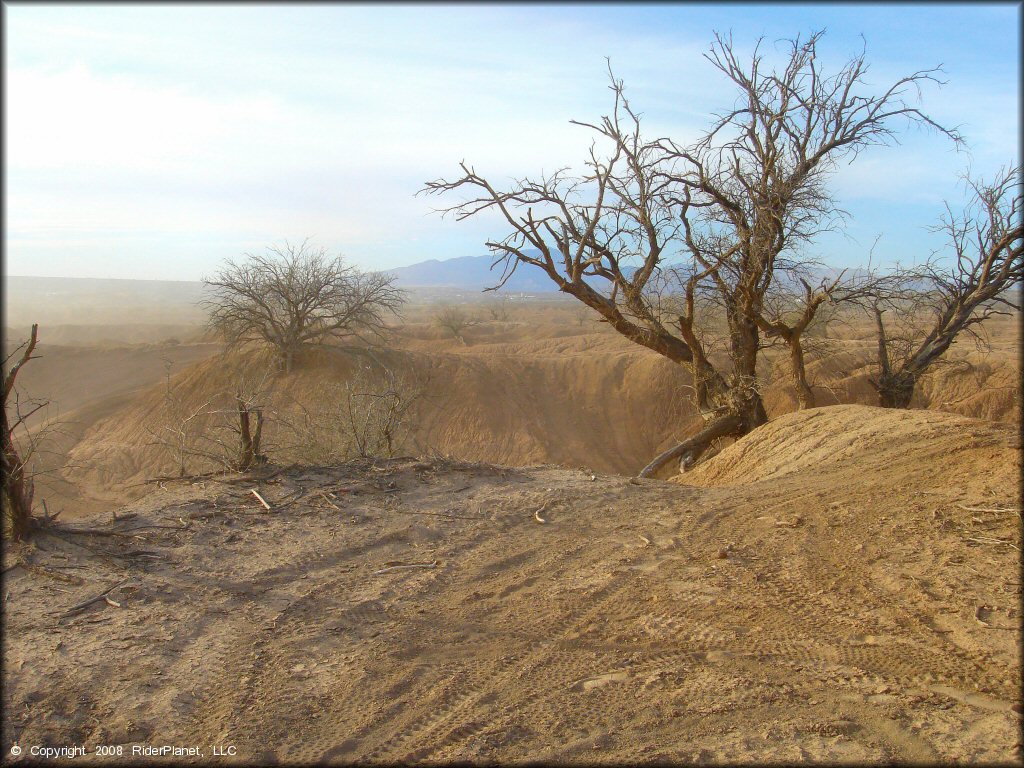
[
  {"x1": 3, "y1": 325, "x2": 42, "y2": 539},
  {"x1": 485, "y1": 296, "x2": 512, "y2": 322},
  {"x1": 754, "y1": 263, "x2": 884, "y2": 410},
  {"x1": 423, "y1": 32, "x2": 959, "y2": 476},
  {"x1": 149, "y1": 358, "x2": 212, "y2": 478},
  {"x1": 434, "y1": 305, "x2": 478, "y2": 344},
  {"x1": 203, "y1": 240, "x2": 405, "y2": 373},
  {"x1": 572, "y1": 305, "x2": 591, "y2": 327},
  {"x1": 866, "y1": 167, "x2": 1022, "y2": 408}
]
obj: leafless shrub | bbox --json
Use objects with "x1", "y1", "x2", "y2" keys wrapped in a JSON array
[
  {"x1": 485, "y1": 296, "x2": 512, "y2": 322},
  {"x1": 434, "y1": 305, "x2": 478, "y2": 343},
  {"x1": 3, "y1": 325, "x2": 42, "y2": 539},
  {"x1": 146, "y1": 353, "x2": 278, "y2": 476},
  {"x1": 279, "y1": 359, "x2": 427, "y2": 464},
  {"x1": 202, "y1": 239, "x2": 405, "y2": 372},
  {"x1": 2, "y1": 325, "x2": 72, "y2": 540},
  {"x1": 855, "y1": 167, "x2": 1022, "y2": 407}
]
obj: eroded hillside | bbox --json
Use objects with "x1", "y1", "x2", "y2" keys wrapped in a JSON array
[{"x1": 13, "y1": 312, "x2": 1020, "y2": 521}]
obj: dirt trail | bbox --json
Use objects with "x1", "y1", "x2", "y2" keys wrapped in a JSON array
[{"x1": 4, "y1": 406, "x2": 1020, "y2": 763}]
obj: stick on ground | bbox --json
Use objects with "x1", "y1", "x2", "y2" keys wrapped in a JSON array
[{"x1": 58, "y1": 579, "x2": 130, "y2": 619}]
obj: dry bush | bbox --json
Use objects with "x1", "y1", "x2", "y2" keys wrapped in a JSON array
[
  {"x1": 278, "y1": 360, "x2": 426, "y2": 464},
  {"x1": 485, "y1": 297, "x2": 512, "y2": 322},
  {"x1": 2, "y1": 325, "x2": 71, "y2": 539},
  {"x1": 434, "y1": 305, "x2": 478, "y2": 343},
  {"x1": 146, "y1": 352, "x2": 278, "y2": 477}
]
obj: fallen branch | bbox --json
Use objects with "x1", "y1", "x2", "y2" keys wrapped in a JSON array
[
  {"x1": 958, "y1": 504, "x2": 1022, "y2": 515},
  {"x1": 638, "y1": 414, "x2": 744, "y2": 479},
  {"x1": 251, "y1": 489, "x2": 272, "y2": 510},
  {"x1": 23, "y1": 563, "x2": 85, "y2": 585},
  {"x1": 58, "y1": 579, "x2": 130, "y2": 619},
  {"x1": 374, "y1": 560, "x2": 438, "y2": 574},
  {"x1": 318, "y1": 491, "x2": 342, "y2": 511},
  {"x1": 397, "y1": 509, "x2": 480, "y2": 521},
  {"x1": 967, "y1": 536, "x2": 1021, "y2": 551},
  {"x1": 51, "y1": 525, "x2": 139, "y2": 538},
  {"x1": 137, "y1": 469, "x2": 234, "y2": 486},
  {"x1": 39, "y1": 530, "x2": 130, "y2": 567}
]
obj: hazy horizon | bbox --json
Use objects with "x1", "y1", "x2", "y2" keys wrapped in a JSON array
[{"x1": 5, "y1": 3, "x2": 1020, "y2": 281}]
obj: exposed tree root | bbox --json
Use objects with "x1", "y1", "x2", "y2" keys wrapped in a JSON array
[{"x1": 637, "y1": 414, "x2": 744, "y2": 479}]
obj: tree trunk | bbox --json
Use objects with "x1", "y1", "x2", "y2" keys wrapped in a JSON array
[
  {"x1": 3, "y1": 323, "x2": 39, "y2": 540},
  {"x1": 788, "y1": 338, "x2": 815, "y2": 409},
  {"x1": 875, "y1": 371, "x2": 916, "y2": 409},
  {"x1": 728, "y1": 311, "x2": 769, "y2": 428},
  {"x1": 2, "y1": 441, "x2": 34, "y2": 541},
  {"x1": 637, "y1": 308, "x2": 770, "y2": 479},
  {"x1": 237, "y1": 398, "x2": 255, "y2": 470}
]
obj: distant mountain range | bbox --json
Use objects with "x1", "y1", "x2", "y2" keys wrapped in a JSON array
[
  {"x1": 5, "y1": 256, "x2": 883, "y2": 314},
  {"x1": 389, "y1": 252, "x2": 559, "y2": 293}
]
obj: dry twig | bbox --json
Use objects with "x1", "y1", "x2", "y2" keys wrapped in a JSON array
[
  {"x1": 58, "y1": 580, "x2": 130, "y2": 619},
  {"x1": 374, "y1": 560, "x2": 438, "y2": 574}
]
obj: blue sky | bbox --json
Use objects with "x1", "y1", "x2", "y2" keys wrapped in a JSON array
[{"x1": 4, "y1": 3, "x2": 1020, "y2": 280}]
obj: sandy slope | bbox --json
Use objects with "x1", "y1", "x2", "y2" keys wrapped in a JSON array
[
  {"x1": 3, "y1": 406, "x2": 1020, "y2": 764},
  {"x1": 36, "y1": 313, "x2": 1016, "y2": 520},
  {"x1": 12, "y1": 343, "x2": 223, "y2": 520}
]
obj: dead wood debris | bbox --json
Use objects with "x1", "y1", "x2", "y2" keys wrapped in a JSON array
[
  {"x1": 374, "y1": 560, "x2": 439, "y2": 574},
  {"x1": 250, "y1": 489, "x2": 272, "y2": 510},
  {"x1": 958, "y1": 504, "x2": 1022, "y2": 515},
  {"x1": 57, "y1": 580, "x2": 131, "y2": 620}
]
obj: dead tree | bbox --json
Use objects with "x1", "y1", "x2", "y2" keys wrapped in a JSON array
[
  {"x1": 751, "y1": 276, "x2": 841, "y2": 409},
  {"x1": 203, "y1": 240, "x2": 405, "y2": 373},
  {"x1": 3, "y1": 325, "x2": 41, "y2": 540},
  {"x1": 434, "y1": 305, "x2": 478, "y2": 344},
  {"x1": 235, "y1": 393, "x2": 265, "y2": 471},
  {"x1": 423, "y1": 32, "x2": 959, "y2": 476},
  {"x1": 486, "y1": 296, "x2": 512, "y2": 322},
  {"x1": 867, "y1": 166, "x2": 1022, "y2": 408}
]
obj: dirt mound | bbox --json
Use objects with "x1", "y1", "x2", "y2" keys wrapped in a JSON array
[
  {"x1": 681, "y1": 404, "x2": 1020, "y2": 491},
  {"x1": 4, "y1": 450, "x2": 1020, "y2": 763}
]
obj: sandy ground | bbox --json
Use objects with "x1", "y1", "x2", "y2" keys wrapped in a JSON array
[{"x1": 3, "y1": 405, "x2": 1020, "y2": 764}]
